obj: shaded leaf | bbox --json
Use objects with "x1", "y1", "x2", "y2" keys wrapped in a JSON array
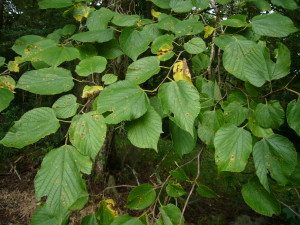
[
  {"x1": 253, "y1": 134, "x2": 297, "y2": 191},
  {"x1": 287, "y1": 100, "x2": 300, "y2": 136},
  {"x1": 242, "y1": 178, "x2": 281, "y2": 217},
  {"x1": 127, "y1": 184, "x2": 156, "y2": 210}
]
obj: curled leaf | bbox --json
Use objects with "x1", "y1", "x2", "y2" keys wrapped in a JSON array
[
  {"x1": 204, "y1": 25, "x2": 215, "y2": 38},
  {"x1": 173, "y1": 59, "x2": 192, "y2": 82}
]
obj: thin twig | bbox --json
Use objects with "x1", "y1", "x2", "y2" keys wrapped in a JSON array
[
  {"x1": 180, "y1": 148, "x2": 203, "y2": 224},
  {"x1": 278, "y1": 200, "x2": 300, "y2": 219}
]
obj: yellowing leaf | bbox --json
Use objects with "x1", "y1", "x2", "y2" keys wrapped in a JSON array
[
  {"x1": 0, "y1": 76, "x2": 16, "y2": 92},
  {"x1": 100, "y1": 199, "x2": 118, "y2": 217},
  {"x1": 204, "y1": 25, "x2": 215, "y2": 38},
  {"x1": 82, "y1": 85, "x2": 103, "y2": 98},
  {"x1": 173, "y1": 59, "x2": 192, "y2": 82},
  {"x1": 151, "y1": 8, "x2": 161, "y2": 18},
  {"x1": 73, "y1": 5, "x2": 93, "y2": 22},
  {"x1": 136, "y1": 19, "x2": 144, "y2": 28},
  {"x1": 7, "y1": 60, "x2": 19, "y2": 72},
  {"x1": 157, "y1": 44, "x2": 173, "y2": 60}
]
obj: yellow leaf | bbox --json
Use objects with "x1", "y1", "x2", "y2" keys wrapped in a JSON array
[
  {"x1": 151, "y1": 8, "x2": 161, "y2": 18},
  {"x1": 204, "y1": 25, "x2": 215, "y2": 39},
  {"x1": 173, "y1": 59, "x2": 192, "y2": 82},
  {"x1": 82, "y1": 85, "x2": 103, "y2": 98}
]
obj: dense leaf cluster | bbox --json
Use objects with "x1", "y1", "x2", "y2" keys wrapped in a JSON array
[{"x1": 0, "y1": 0, "x2": 299, "y2": 224}]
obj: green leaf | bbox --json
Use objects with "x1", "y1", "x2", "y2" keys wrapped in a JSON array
[
  {"x1": 71, "y1": 29, "x2": 114, "y2": 43},
  {"x1": 166, "y1": 182, "x2": 186, "y2": 197},
  {"x1": 271, "y1": 0, "x2": 298, "y2": 10},
  {"x1": 0, "y1": 107, "x2": 60, "y2": 148},
  {"x1": 198, "y1": 110, "x2": 224, "y2": 146},
  {"x1": 17, "y1": 67, "x2": 74, "y2": 95},
  {"x1": 220, "y1": 15, "x2": 248, "y2": 27},
  {"x1": 174, "y1": 16, "x2": 204, "y2": 37},
  {"x1": 87, "y1": 7, "x2": 114, "y2": 31},
  {"x1": 69, "y1": 111, "x2": 107, "y2": 160},
  {"x1": 247, "y1": 116, "x2": 273, "y2": 138},
  {"x1": 214, "y1": 125, "x2": 252, "y2": 172},
  {"x1": 120, "y1": 28, "x2": 151, "y2": 61},
  {"x1": 111, "y1": 215, "x2": 144, "y2": 225},
  {"x1": 102, "y1": 74, "x2": 118, "y2": 85},
  {"x1": 127, "y1": 184, "x2": 156, "y2": 210},
  {"x1": 287, "y1": 100, "x2": 300, "y2": 136},
  {"x1": 290, "y1": 156, "x2": 300, "y2": 186},
  {"x1": 184, "y1": 37, "x2": 206, "y2": 54},
  {"x1": 151, "y1": 34, "x2": 175, "y2": 61},
  {"x1": 126, "y1": 56, "x2": 160, "y2": 84},
  {"x1": 170, "y1": 168, "x2": 189, "y2": 182},
  {"x1": 76, "y1": 56, "x2": 107, "y2": 77},
  {"x1": 98, "y1": 39, "x2": 123, "y2": 60},
  {"x1": 170, "y1": 0, "x2": 193, "y2": 13},
  {"x1": 191, "y1": 53, "x2": 209, "y2": 73},
  {"x1": 222, "y1": 39, "x2": 289, "y2": 87},
  {"x1": 111, "y1": 13, "x2": 140, "y2": 27},
  {"x1": 52, "y1": 94, "x2": 79, "y2": 119},
  {"x1": 251, "y1": 13, "x2": 298, "y2": 37},
  {"x1": 170, "y1": 121, "x2": 196, "y2": 156},
  {"x1": 247, "y1": 0, "x2": 271, "y2": 11},
  {"x1": 159, "y1": 204, "x2": 184, "y2": 225},
  {"x1": 97, "y1": 80, "x2": 149, "y2": 124},
  {"x1": 223, "y1": 102, "x2": 249, "y2": 126},
  {"x1": 126, "y1": 106, "x2": 162, "y2": 151},
  {"x1": 30, "y1": 205, "x2": 69, "y2": 225},
  {"x1": 192, "y1": 0, "x2": 210, "y2": 9},
  {"x1": 254, "y1": 101, "x2": 284, "y2": 129},
  {"x1": 151, "y1": 0, "x2": 171, "y2": 9},
  {"x1": 12, "y1": 35, "x2": 44, "y2": 55},
  {"x1": 35, "y1": 145, "x2": 92, "y2": 211},
  {"x1": 0, "y1": 88, "x2": 14, "y2": 112},
  {"x1": 253, "y1": 134, "x2": 297, "y2": 191},
  {"x1": 95, "y1": 199, "x2": 118, "y2": 225},
  {"x1": 81, "y1": 214, "x2": 98, "y2": 225},
  {"x1": 216, "y1": 0, "x2": 231, "y2": 4},
  {"x1": 78, "y1": 43, "x2": 98, "y2": 60},
  {"x1": 223, "y1": 39, "x2": 266, "y2": 86},
  {"x1": 31, "y1": 46, "x2": 79, "y2": 66},
  {"x1": 266, "y1": 43, "x2": 291, "y2": 81},
  {"x1": 38, "y1": 0, "x2": 73, "y2": 9},
  {"x1": 158, "y1": 81, "x2": 200, "y2": 137},
  {"x1": 157, "y1": 15, "x2": 180, "y2": 33},
  {"x1": 0, "y1": 57, "x2": 5, "y2": 67},
  {"x1": 214, "y1": 34, "x2": 247, "y2": 50},
  {"x1": 196, "y1": 184, "x2": 217, "y2": 198},
  {"x1": 242, "y1": 179, "x2": 281, "y2": 217}
]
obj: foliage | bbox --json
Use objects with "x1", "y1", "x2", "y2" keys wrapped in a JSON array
[{"x1": 0, "y1": 0, "x2": 299, "y2": 224}]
